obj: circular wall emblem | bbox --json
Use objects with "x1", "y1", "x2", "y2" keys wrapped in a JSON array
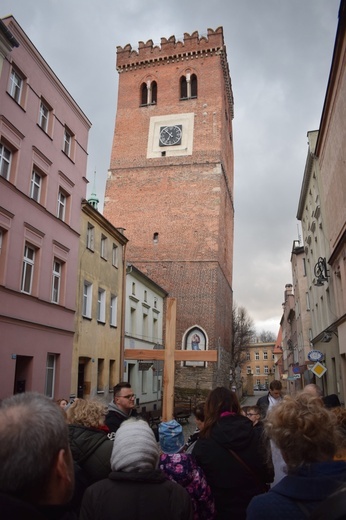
[{"x1": 308, "y1": 350, "x2": 324, "y2": 362}]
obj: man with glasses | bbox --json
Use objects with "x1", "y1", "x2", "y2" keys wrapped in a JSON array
[
  {"x1": 105, "y1": 382, "x2": 137, "y2": 434},
  {"x1": 246, "y1": 406, "x2": 261, "y2": 429}
]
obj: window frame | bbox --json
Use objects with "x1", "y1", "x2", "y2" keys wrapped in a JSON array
[
  {"x1": 112, "y1": 244, "x2": 118, "y2": 267},
  {"x1": 82, "y1": 281, "x2": 92, "y2": 318},
  {"x1": 87, "y1": 223, "x2": 94, "y2": 251},
  {"x1": 9, "y1": 67, "x2": 23, "y2": 104},
  {"x1": 45, "y1": 353, "x2": 56, "y2": 398},
  {"x1": 110, "y1": 294, "x2": 118, "y2": 327},
  {"x1": 101, "y1": 234, "x2": 107, "y2": 260},
  {"x1": 37, "y1": 98, "x2": 52, "y2": 135},
  {"x1": 21, "y1": 244, "x2": 35, "y2": 294},
  {"x1": 0, "y1": 143, "x2": 12, "y2": 180},
  {"x1": 51, "y1": 259, "x2": 62, "y2": 304},
  {"x1": 57, "y1": 189, "x2": 67, "y2": 221},
  {"x1": 97, "y1": 288, "x2": 106, "y2": 323},
  {"x1": 63, "y1": 128, "x2": 72, "y2": 156},
  {"x1": 180, "y1": 73, "x2": 197, "y2": 100},
  {"x1": 30, "y1": 169, "x2": 42, "y2": 202}
]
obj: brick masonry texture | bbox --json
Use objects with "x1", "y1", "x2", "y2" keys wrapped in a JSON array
[{"x1": 105, "y1": 27, "x2": 234, "y2": 390}]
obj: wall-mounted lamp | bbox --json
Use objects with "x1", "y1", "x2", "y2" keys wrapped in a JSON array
[{"x1": 313, "y1": 257, "x2": 329, "y2": 286}]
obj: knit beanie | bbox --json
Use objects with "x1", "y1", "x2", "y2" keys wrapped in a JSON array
[{"x1": 111, "y1": 418, "x2": 159, "y2": 472}]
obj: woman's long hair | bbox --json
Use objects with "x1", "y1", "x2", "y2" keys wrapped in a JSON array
[{"x1": 200, "y1": 387, "x2": 240, "y2": 438}]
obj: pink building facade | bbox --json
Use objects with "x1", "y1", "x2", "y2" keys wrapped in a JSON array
[{"x1": 0, "y1": 17, "x2": 91, "y2": 399}]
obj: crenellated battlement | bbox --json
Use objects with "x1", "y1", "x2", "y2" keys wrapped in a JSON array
[{"x1": 116, "y1": 27, "x2": 225, "y2": 70}]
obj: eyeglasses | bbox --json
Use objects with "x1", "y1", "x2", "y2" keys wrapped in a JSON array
[{"x1": 118, "y1": 393, "x2": 136, "y2": 400}]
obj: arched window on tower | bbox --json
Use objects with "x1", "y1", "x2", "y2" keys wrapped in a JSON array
[
  {"x1": 180, "y1": 73, "x2": 197, "y2": 100},
  {"x1": 140, "y1": 80, "x2": 157, "y2": 106},
  {"x1": 191, "y1": 74, "x2": 197, "y2": 98},
  {"x1": 180, "y1": 76, "x2": 187, "y2": 99},
  {"x1": 141, "y1": 83, "x2": 148, "y2": 106},
  {"x1": 152, "y1": 81, "x2": 157, "y2": 104}
]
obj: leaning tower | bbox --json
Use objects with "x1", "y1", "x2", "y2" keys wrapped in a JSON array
[{"x1": 104, "y1": 27, "x2": 235, "y2": 389}]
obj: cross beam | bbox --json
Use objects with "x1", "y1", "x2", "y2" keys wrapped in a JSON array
[{"x1": 124, "y1": 297, "x2": 218, "y2": 421}]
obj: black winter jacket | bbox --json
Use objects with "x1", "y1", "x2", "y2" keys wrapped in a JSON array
[
  {"x1": 68, "y1": 425, "x2": 113, "y2": 485},
  {"x1": 79, "y1": 470, "x2": 193, "y2": 520},
  {"x1": 192, "y1": 414, "x2": 272, "y2": 520}
]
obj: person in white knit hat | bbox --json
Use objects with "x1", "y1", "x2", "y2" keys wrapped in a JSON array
[{"x1": 79, "y1": 419, "x2": 193, "y2": 520}]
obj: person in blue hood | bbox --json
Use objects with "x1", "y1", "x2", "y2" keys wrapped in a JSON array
[{"x1": 247, "y1": 392, "x2": 346, "y2": 519}]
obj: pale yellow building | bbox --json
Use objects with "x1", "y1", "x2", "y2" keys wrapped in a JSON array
[
  {"x1": 241, "y1": 341, "x2": 276, "y2": 392},
  {"x1": 71, "y1": 200, "x2": 128, "y2": 400}
]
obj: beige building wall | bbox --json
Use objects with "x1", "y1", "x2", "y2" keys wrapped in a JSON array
[
  {"x1": 314, "y1": 3, "x2": 346, "y2": 402},
  {"x1": 72, "y1": 201, "x2": 128, "y2": 400}
]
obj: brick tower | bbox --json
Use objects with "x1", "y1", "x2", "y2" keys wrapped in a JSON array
[{"x1": 104, "y1": 27, "x2": 234, "y2": 389}]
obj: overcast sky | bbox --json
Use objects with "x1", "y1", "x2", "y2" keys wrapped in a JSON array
[{"x1": 2, "y1": 0, "x2": 340, "y2": 335}]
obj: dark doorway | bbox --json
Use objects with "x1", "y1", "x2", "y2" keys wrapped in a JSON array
[
  {"x1": 77, "y1": 363, "x2": 85, "y2": 398},
  {"x1": 14, "y1": 355, "x2": 33, "y2": 394}
]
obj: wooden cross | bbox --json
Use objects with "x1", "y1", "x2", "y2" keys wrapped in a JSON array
[{"x1": 124, "y1": 297, "x2": 218, "y2": 421}]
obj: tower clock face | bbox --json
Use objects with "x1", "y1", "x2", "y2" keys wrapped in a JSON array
[{"x1": 159, "y1": 125, "x2": 182, "y2": 146}]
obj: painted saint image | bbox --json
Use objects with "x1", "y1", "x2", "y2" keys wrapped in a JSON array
[{"x1": 191, "y1": 333, "x2": 201, "y2": 350}]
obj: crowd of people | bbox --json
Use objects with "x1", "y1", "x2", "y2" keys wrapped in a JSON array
[{"x1": 1, "y1": 381, "x2": 346, "y2": 519}]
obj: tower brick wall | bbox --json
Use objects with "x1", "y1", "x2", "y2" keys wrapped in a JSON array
[{"x1": 105, "y1": 27, "x2": 234, "y2": 389}]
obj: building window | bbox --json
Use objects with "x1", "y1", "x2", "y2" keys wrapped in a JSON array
[
  {"x1": 110, "y1": 295, "x2": 117, "y2": 326},
  {"x1": 45, "y1": 354, "x2": 56, "y2": 398},
  {"x1": 153, "y1": 297, "x2": 157, "y2": 309},
  {"x1": 9, "y1": 68, "x2": 23, "y2": 104},
  {"x1": 97, "y1": 358, "x2": 104, "y2": 392},
  {"x1": 143, "y1": 313, "x2": 148, "y2": 339},
  {"x1": 303, "y1": 258, "x2": 307, "y2": 276},
  {"x1": 109, "y1": 360, "x2": 116, "y2": 391},
  {"x1": 51, "y1": 259, "x2": 61, "y2": 303},
  {"x1": 82, "y1": 281, "x2": 92, "y2": 318},
  {"x1": 86, "y1": 223, "x2": 94, "y2": 251},
  {"x1": 144, "y1": 290, "x2": 147, "y2": 302},
  {"x1": 97, "y1": 288, "x2": 106, "y2": 322},
  {"x1": 30, "y1": 170, "x2": 42, "y2": 202},
  {"x1": 180, "y1": 73, "x2": 197, "y2": 99},
  {"x1": 57, "y1": 190, "x2": 67, "y2": 221},
  {"x1": 306, "y1": 292, "x2": 311, "y2": 311},
  {"x1": 132, "y1": 282, "x2": 136, "y2": 296},
  {"x1": 153, "y1": 317, "x2": 158, "y2": 341},
  {"x1": 112, "y1": 244, "x2": 118, "y2": 267},
  {"x1": 0, "y1": 143, "x2": 11, "y2": 180},
  {"x1": 21, "y1": 244, "x2": 35, "y2": 294},
  {"x1": 39, "y1": 100, "x2": 51, "y2": 133},
  {"x1": 140, "y1": 80, "x2": 157, "y2": 106},
  {"x1": 255, "y1": 352, "x2": 259, "y2": 361},
  {"x1": 255, "y1": 366, "x2": 260, "y2": 375},
  {"x1": 63, "y1": 127, "x2": 73, "y2": 157},
  {"x1": 264, "y1": 365, "x2": 269, "y2": 374},
  {"x1": 153, "y1": 232, "x2": 159, "y2": 244},
  {"x1": 263, "y1": 351, "x2": 268, "y2": 360},
  {"x1": 142, "y1": 369, "x2": 148, "y2": 394},
  {"x1": 130, "y1": 308, "x2": 136, "y2": 335},
  {"x1": 246, "y1": 351, "x2": 250, "y2": 361},
  {"x1": 101, "y1": 235, "x2": 107, "y2": 260},
  {"x1": 246, "y1": 365, "x2": 251, "y2": 374}
]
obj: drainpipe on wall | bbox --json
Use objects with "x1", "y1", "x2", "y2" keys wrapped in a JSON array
[{"x1": 119, "y1": 240, "x2": 127, "y2": 382}]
